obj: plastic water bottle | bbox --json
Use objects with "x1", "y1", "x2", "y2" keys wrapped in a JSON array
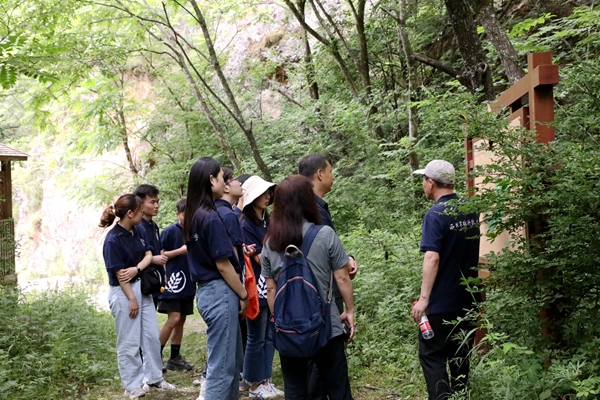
[{"x1": 413, "y1": 301, "x2": 434, "y2": 340}]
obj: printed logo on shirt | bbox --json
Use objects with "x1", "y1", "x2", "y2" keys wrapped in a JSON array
[
  {"x1": 449, "y1": 218, "x2": 479, "y2": 231},
  {"x1": 192, "y1": 233, "x2": 199, "y2": 241},
  {"x1": 165, "y1": 271, "x2": 187, "y2": 293},
  {"x1": 140, "y1": 238, "x2": 145, "y2": 246}
]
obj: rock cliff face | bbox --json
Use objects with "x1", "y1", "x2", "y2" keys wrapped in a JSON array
[{"x1": 13, "y1": 4, "x2": 307, "y2": 282}]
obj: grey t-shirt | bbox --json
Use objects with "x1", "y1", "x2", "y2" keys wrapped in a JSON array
[{"x1": 262, "y1": 221, "x2": 350, "y2": 338}]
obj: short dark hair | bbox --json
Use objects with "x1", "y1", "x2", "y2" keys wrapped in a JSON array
[
  {"x1": 424, "y1": 175, "x2": 454, "y2": 190},
  {"x1": 298, "y1": 153, "x2": 330, "y2": 178},
  {"x1": 236, "y1": 174, "x2": 252, "y2": 185},
  {"x1": 222, "y1": 167, "x2": 235, "y2": 183},
  {"x1": 176, "y1": 198, "x2": 186, "y2": 213},
  {"x1": 133, "y1": 184, "x2": 159, "y2": 199}
]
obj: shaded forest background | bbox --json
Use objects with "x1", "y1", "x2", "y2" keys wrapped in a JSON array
[{"x1": 2, "y1": 0, "x2": 600, "y2": 398}]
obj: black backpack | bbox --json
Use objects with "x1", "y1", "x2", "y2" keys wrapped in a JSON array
[{"x1": 272, "y1": 225, "x2": 332, "y2": 358}]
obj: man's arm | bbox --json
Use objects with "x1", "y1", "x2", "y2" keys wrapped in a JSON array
[
  {"x1": 347, "y1": 256, "x2": 358, "y2": 279},
  {"x1": 334, "y1": 265, "x2": 355, "y2": 340},
  {"x1": 411, "y1": 251, "x2": 440, "y2": 323}
]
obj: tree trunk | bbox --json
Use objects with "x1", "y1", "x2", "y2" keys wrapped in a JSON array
[
  {"x1": 283, "y1": 0, "x2": 361, "y2": 98},
  {"x1": 297, "y1": 0, "x2": 319, "y2": 100},
  {"x1": 177, "y1": 55, "x2": 242, "y2": 173},
  {"x1": 476, "y1": 0, "x2": 525, "y2": 85},
  {"x1": 397, "y1": 0, "x2": 419, "y2": 172},
  {"x1": 444, "y1": 0, "x2": 494, "y2": 101},
  {"x1": 188, "y1": 0, "x2": 272, "y2": 180},
  {"x1": 117, "y1": 107, "x2": 139, "y2": 175}
]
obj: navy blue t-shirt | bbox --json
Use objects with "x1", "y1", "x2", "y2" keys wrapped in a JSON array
[
  {"x1": 316, "y1": 195, "x2": 335, "y2": 230},
  {"x1": 187, "y1": 207, "x2": 242, "y2": 283},
  {"x1": 103, "y1": 223, "x2": 150, "y2": 287},
  {"x1": 420, "y1": 193, "x2": 480, "y2": 314},
  {"x1": 215, "y1": 199, "x2": 244, "y2": 265},
  {"x1": 160, "y1": 222, "x2": 195, "y2": 299},
  {"x1": 240, "y1": 218, "x2": 268, "y2": 279}
]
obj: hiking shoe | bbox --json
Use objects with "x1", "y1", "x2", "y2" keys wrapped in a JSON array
[
  {"x1": 142, "y1": 379, "x2": 176, "y2": 392},
  {"x1": 166, "y1": 354, "x2": 194, "y2": 371},
  {"x1": 249, "y1": 383, "x2": 278, "y2": 398},
  {"x1": 268, "y1": 381, "x2": 284, "y2": 397},
  {"x1": 162, "y1": 361, "x2": 167, "y2": 373},
  {"x1": 196, "y1": 376, "x2": 206, "y2": 400},
  {"x1": 123, "y1": 388, "x2": 146, "y2": 399}
]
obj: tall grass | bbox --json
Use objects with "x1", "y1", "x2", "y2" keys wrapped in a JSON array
[{"x1": 0, "y1": 285, "x2": 117, "y2": 399}]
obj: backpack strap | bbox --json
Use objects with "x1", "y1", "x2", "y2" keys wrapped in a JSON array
[
  {"x1": 300, "y1": 224, "x2": 323, "y2": 255},
  {"x1": 300, "y1": 225, "x2": 333, "y2": 304}
]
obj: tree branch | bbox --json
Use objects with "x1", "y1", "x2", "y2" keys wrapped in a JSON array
[{"x1": 411, "y1": 53, "x2": 471, "y2": 87}]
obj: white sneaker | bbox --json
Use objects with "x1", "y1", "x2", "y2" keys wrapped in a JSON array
[
  {"x1": 249, "y1": 383, "x2": 278, "y2": 399},
  {"x1": 196, "y1": 376, "x2": 206, "y2": 400},
  {"x1": 239, "y1": 378, "x2": 250, "y2": 391},
  {"x1": 268, "y1": 381, "x2": 284, "y2": 397},
  {"x1": 123, "y1": 388, "x2": 146, "y2": 399},
  {"x1": 142, "y1": 378, "x2": 176, "y2": 392}
]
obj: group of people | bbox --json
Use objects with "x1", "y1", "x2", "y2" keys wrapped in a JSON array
[
  {"x1": 100, "y1": 153, "x2": 481, "y2": 400},
  {"x1": 100, "y1": 154, "x2": 360, "y2": 400}
]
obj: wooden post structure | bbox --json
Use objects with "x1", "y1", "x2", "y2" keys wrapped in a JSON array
[
  {"x1": 0, "y1": 143, "x2": 28, "y2": 284},
  {"x1": 466, "y1": 52, "x2": 559, "y2": 345}
]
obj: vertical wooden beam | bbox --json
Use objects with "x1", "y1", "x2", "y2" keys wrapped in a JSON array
[
  {"x1": 465, "y1": 137, "x2": 475, "y2": 198},
  {"x1": 528, "y1": 52, "x2": 556, "y2": 143},
  {"x1": 5, "y1": 161, "x2": 12, "y2": 219}
]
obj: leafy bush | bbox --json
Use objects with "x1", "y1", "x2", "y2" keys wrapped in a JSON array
[{"x1": 0, "y1": 285, "x2": 117, "y2": 399}]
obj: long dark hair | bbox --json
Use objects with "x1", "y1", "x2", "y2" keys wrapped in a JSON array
[
  {"x1": 183, "y1": 157, "x2": 221, "y2": 241},
  {"x1": 99, "y1": 194, "x2": 142, "y2": 227},
  {"x1": 265, "y1": 175, "x2": 322, "y2": 252}
]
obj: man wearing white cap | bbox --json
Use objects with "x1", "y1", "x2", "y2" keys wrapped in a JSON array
[{"x1": 411, "y1": 160, "x2": 480, "y2": 400}]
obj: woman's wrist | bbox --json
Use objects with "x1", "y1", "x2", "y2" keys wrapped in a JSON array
[{"x1": 239, "y1": 291, "x2": 249, "y2": 301}]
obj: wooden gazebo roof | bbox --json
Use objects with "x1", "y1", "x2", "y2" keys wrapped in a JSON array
[{"x1": 0, "y1": 143, "x2": 28, "y2": 161}]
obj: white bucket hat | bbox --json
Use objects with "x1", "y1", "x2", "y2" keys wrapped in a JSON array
[{"x1": 242, "y1": 176, "x2": 276, "y2": 210}]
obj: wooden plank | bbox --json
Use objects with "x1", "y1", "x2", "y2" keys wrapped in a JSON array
[
  {"x1": 490, "y1": 73, "x2": 530, "y2": 113},
  {"x1": 490, "y1": 65, "x2": 559, "y2": 114},
  {"x1": 509, "y1": 107, "x2": 530, "y2": 130}
]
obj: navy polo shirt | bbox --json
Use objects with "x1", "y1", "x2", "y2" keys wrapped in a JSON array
[
  {"x1": 233, "y1": 205, "x2": 242, "y2": 219},
  {"x1": 315, "y1": 195, "x2": 343, "y2": 300},
  {"x1": 187, "y1": 207, "x2": 241, "y2": 283},
  {"x1": 103, "y1": 224, "x2": 150, "y2": 286},
  {"x1": 160, "y1": 222, "x2": 195, "y2": 299},
  {"x1": 420, "y1": 193, "x2": 480, "y2": 314},
  {"x1": 241, "y1": 218, "x2": 268, "y2": 279},
  {"x1": 316, "y1": 195, "x2": 335, "y2": 230},
  {"x1": 215, "y1": 199, "x2": 244, "y2": 264}
]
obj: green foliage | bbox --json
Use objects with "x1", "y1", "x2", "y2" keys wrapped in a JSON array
[{"x1": 0, "y1": 285, "x2": 116, "y2": 399}]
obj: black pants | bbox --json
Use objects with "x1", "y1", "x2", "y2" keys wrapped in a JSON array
[
  {"x1": 280, "y1": 335, "x2": 353, "y2": 400},
  {"x1": 307, "y1": 295, "x2": 345, "y2": 399},
  {"x1": 419, "y1": 311, "x2": 474, "y2": 400}
]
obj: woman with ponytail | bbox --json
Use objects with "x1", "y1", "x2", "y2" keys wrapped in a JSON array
[
  {"x1": 184, "y1": 157, "x2": 248, "y2": 400},
  {"x1": 100, "y1": 194, "x2": 175, "y2": 399}
]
